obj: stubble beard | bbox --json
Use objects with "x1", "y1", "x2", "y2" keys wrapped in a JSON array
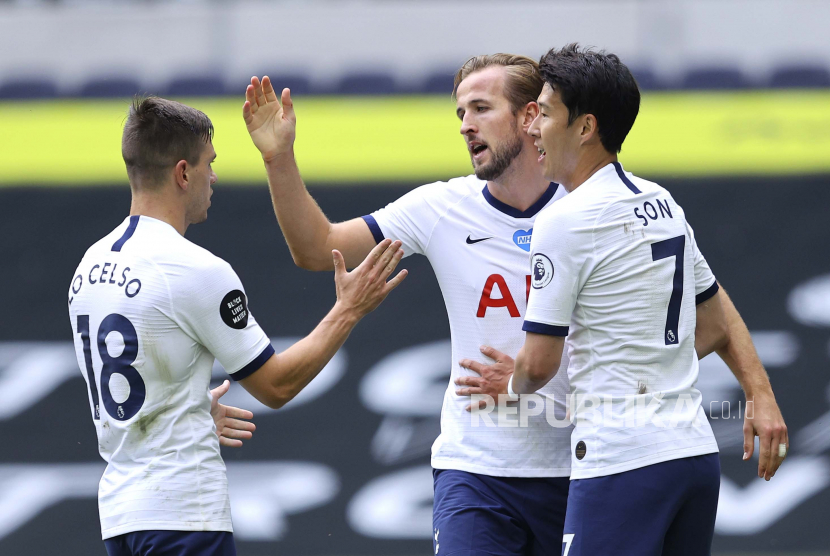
[{"x1": 472, "y1": 130, "x2": 525, "y2": 182}]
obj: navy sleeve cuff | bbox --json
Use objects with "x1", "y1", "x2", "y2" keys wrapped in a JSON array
[
  {"x1": 522, "y1": 321, "x2": 569, "y2": 336},
  {"x1": 361, "y1": 215, "x2": 385, "y2": 244},
  {"x1": 231, "y1": 344, "x2": 275, "y2": 381},
  {"x1": 695, "y1": 280, "x2": 719, "y2": 305}
]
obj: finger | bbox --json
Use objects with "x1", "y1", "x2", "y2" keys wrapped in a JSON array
[
  {"x1": 211, "y1": 379, "x2": 230, "y2": 401},
  {"x1": 456, "y1": 387, "x2": 483, "y2": 396},
  {"x1": 220, "y1": 428, "x2": 253, "y2": 440},
  {"x1": 378, "y1": 245, "x2": 404, "y2": 281},
  {"x1": 758, "y1": 432, "x2": 772, "y2": 479},
  {"x1": 262, "y1": 76, "x2": 278, "y2": 103},
  {"x1": 766, "y1": 430, "x2": 784, "y2": 480},
  {"x1": 372, "y1": 240, "x2": 402, "y2": 278},
  {"x1": 252, "y1": 76, "x2": 266, "y2": 107},
  {"x1": 281, "y1": 88, "x2": 295, "y2": 122},
  {"x1": 742, "y1": 420, "x2": 754, "y2": 461},
  {"x1": 480, "y1": 345, "x2": 510, "y2": 363},
  {"x1": 332, "y1": 250, "x2": 346, "y2": 280},
  {"x1": 454, "y1": 376, "x2": 484, "y2": 387},
  {"x1": 219, "y1": 437, "x2": 244, "y2": 448},
  {"x1": 458, "y1": 359, "x2": 486, "y2": 375},
  {"x1": 242, "y1": 100, "x2": 254, "y2": 125},
  {"x1": 382, "y1": 268, "x2": 408, "y2": 293},
  {"x1": 245, "y1": 84, "x2": 258, "y2": 115},
  {"x1": 465, "y1": 398, "x2": 490, "y2": 412},
  {"x1": 223, "y1": 418, "x2": 257, "y2": 431},
  {"x1": 358, "y1": 239, "x2": 393, "y2": 273},
  {"x1": 222, "y1": 405, "x2": 254, "y2": 421}
]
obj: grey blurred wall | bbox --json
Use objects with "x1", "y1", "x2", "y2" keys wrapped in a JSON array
[{"x1": 1, "y1": 0, "x2": 829, "y2": 92}]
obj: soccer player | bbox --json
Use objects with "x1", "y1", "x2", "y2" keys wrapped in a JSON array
[
  {"x1": 68, "y1": 97, "x2": 407, "y2": 556},
  {"x1": 511, "y1": 44, "x2": 788, "y2": 555},
  {"x1": 243, "y1": 57, "x2": 573, "y2": 555}
]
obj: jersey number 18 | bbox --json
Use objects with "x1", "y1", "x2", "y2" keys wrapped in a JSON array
[{"x1": 76, "y1": 314, "x2": 146, "y2": 421}]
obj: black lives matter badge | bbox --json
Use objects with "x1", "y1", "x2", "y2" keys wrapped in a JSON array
[{"x1": 221, "y1": 290, "x2": 249, "y2": 329}]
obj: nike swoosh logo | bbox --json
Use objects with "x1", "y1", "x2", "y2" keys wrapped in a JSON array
[{"x1": 466, "y1": 235, "x2": 493, "y2": 244}]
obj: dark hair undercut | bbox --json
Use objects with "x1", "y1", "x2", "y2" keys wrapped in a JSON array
[
  {"x1": 121, "y1": 96, "x2": 214, "y2": 187},
  {"x1": 538, "y1": 43, "x2": 640, "y2": 153}
]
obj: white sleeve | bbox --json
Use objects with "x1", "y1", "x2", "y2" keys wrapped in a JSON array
[
  {"x1": 362, "y1": 182, "x2": 453, "y2": 257},
  {"x1": 523, "y1": 208, "x2": 594, "y2": 336},
  {"x1": 174, "y1": 259, "x2": 273, "y2": 380},
  {"x1": 686, "y1": 221, "x2": 719, "y2": 304}
]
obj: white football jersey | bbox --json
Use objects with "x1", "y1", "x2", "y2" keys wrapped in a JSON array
[
  {"x1": 524, "y1": 162, "x2": 720, "y2": 480},
  {"x1": 366, "y1": 175, "x2": 573, "y2": 477},
  {"x1": 68, "y1": 215, "x2": 273, "y2": 539}
]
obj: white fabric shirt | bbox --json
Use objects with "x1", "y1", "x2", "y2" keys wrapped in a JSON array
[
  {"x1": 367, "y1": 175, "x2": 573, "y2": 477},
  {"x1": 524, "y1": 162, "x2": 720, "y2": 480},
  {"x1": 68, "y1": 215, "x2": 273, "y2": 539}
]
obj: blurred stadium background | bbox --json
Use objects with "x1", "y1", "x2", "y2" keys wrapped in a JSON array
[{"x1": 2, "y1": 0, "x2": 830, "y2": 554}]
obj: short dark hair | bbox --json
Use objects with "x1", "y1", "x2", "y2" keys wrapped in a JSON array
[
  {"x1": 122, "y1": 96, "x2": 214, "y2": 186},
  {"x1": 538, "y1": 44, "x2": 640, "y2": 153},
  {"x1": 453, "y1": 53, "x2": 543, "y2": 114}
]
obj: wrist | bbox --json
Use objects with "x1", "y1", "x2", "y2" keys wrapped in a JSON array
[
  {"x1": 331, "y1": 301, "x2": 363, "y2": 327},
  {"x1": 263, "y1": 149, "x2": 295, "y2": 166}
]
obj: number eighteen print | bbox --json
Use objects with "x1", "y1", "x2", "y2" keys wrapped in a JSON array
[{"x1": 76, "y1": 313, "x2": 146, "y2": 421}]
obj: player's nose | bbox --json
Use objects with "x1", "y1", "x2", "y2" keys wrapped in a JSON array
[
  {"x1": 459, "y1": 114, "x2": 477, "y2": 135},
  {"x1": 528, "y1": 115, "x2": 541, "y2": 137}
]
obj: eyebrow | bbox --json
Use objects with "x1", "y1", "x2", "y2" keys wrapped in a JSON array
[
  {"x1": 538, "y1": 101, "x2": 551, "y2": 109},
  {"x1": 456, "y1": 98, "x2": 489, "y2": 118}
]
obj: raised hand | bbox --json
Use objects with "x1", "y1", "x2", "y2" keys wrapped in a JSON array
[
  {"x1": 243, "y1": 76, "x2": 296, "y2": 162},
  {"x1": 333, "y1": 239, "x2": 408, "y2": 319},
  {"x1": 456, "y1": 346, "x2": 514, "y2": 411},
  {"x1": 210, "y1": 380, "x2": 256, "y2": 448}
]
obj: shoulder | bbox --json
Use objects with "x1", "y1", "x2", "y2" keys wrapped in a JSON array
[{"x1": 379, "y1": 175, "x2": 481, "y2": 224}]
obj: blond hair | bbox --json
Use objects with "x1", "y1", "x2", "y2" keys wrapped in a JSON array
[{"x1": 452, "y1": 53, "x2": 543, "y2": 113}]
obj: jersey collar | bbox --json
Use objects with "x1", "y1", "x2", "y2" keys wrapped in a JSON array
[{"x1": 481, "y1": 182, "x2": 559, "y2": 219}]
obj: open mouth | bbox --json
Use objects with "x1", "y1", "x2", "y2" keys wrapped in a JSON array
[
  {"x1": 469, "y1": 142, "x2": 489, "y2": 161},
  {"x1": 536, "y1": 145, "x2": 546, "y2": 163}
]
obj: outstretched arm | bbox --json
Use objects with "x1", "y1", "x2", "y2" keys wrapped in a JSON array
[
  {"x1": 239, "y1": 240, "x2": 407, "y2": 408},
  {"x1": 696, "y1": 286, "x2": 788, "y2": 481},
  {"x1": 243, "y1": 76, "x2": 376, "y2": 270}
]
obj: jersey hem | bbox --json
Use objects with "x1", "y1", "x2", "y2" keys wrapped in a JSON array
[
  {"x1": 102, "y1": 520, "x2": 233, "y2": 540},
  {"x1": 695, "y1": 280, "x2": 720, "y2": 305},
  {"x1": 570, "y1": 442, "x2": 719, "y2": 480},
  {"x1": 361, "y1": 214, "x2": 385, "y2": 244},
  {"x1": 231, "y1": 343, "x2": 275, "y2": 381},
  {"x1": 431, "y1": 458, "x2": 571, "y2": 478},
  {"x1": 522, "y1": 320, "x2": 569, "y2": 336}
]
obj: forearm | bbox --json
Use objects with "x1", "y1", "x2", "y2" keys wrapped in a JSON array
[
  {"x1": 716, "y1": 289, "x2": 774, "y2": 399},
  {"x1": 512, "y1": 337, "x2": 562, "y2": 395},
  {"x1": 264, "y1": 151, "x2": 336, "y2": 270},
  {"x1": 266, "y1": 302, "x2": 360, "y2": 405}
]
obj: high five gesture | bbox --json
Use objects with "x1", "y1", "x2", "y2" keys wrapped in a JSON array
[{"x1": 243, "y1": 76, "x2": 297, "y2": 161}]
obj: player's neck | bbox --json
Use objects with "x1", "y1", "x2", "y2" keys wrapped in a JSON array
[
  {"x1": 129, "y1": 193, "x2": 188, "y2": 236},
  {"x1": 486, "y1": 152, "x2": 550, "y2": 212},
  {"x1": 562, "y1": 150, "x2": 617, "y2": 193}
]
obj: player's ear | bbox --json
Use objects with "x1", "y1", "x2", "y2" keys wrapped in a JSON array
[
  {"x1": 173, "y1": 159, "x2": 189, "y2": 191},
  {"x1": 521, "y1": 102, "x2": 539, "y2": 131},
  {"x1": 579, "y1": 114, "x2": 599, "y2": 146}
]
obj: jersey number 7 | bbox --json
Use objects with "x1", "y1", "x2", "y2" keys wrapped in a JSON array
[
  {"x1": 76, "y1": 314, "x2": 146, "y2": 421},
  {"x1": 651, "y1": 235, "x2": 685, "y2": 346}
]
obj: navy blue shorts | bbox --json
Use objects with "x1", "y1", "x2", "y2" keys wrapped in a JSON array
[
  {"x1": 433, "y1": 468, "x2": 570, "y2": 556},
  {"x1": 104, "y1": 530, "x2": 236, "y2": 556},
  {"x1": 563, "y1": 453, "x2": 720, "y2": 556}
]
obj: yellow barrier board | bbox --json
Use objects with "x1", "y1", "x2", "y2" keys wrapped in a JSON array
[{"x1": 1, "y1": 91, "x2": 829, "y2": 185}]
